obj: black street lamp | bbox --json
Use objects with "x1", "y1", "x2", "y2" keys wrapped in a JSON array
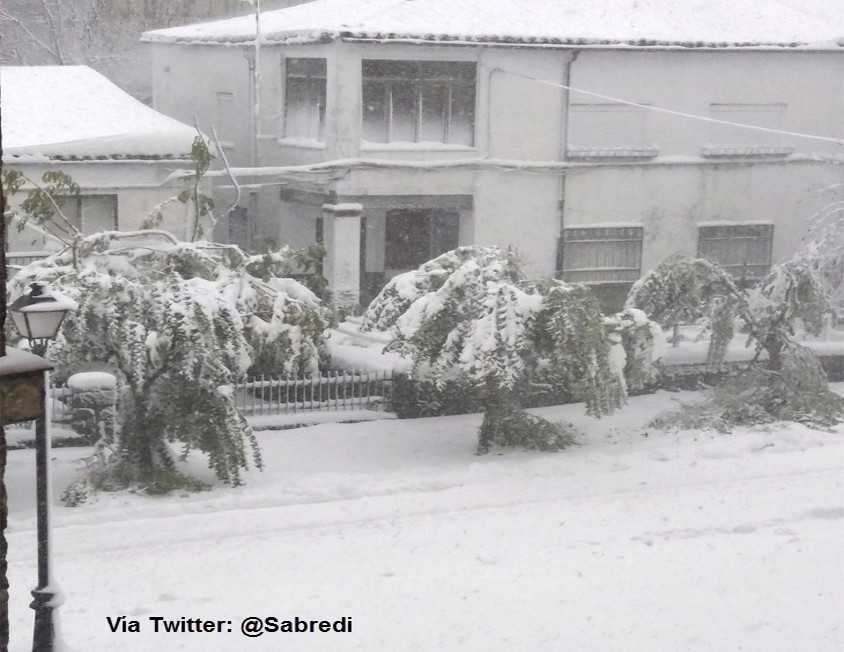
[{"x1": 9, "y1": 283, "x2": 76, "y2": 652}]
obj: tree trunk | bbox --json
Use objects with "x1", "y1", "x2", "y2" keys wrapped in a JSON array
[
  {"x1": 477, "y1": 382, "x2": 517, "y2": 454},
  {"x1": 764, "y1": 335, "x2": 785, "y2": 373},
  {"x1": 120, "y1": 394, "x2": 159, "y2": 482}
]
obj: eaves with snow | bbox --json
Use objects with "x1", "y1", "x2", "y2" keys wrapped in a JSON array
[
  {"x1": 0, "y1": 66, "x2": 200, "y2": 162},
  {"x1": 140, "y1": 0, "x2": 844, "y2": 50}
]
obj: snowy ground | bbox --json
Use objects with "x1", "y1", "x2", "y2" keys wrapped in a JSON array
[{"x1": 5, "y1": 386, "x2": 844, "y2": 651}]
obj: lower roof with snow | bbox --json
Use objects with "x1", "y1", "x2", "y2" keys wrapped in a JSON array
[
  {"x1": 141, "y1": 0, "x2": 844, "y2": 50},
  {"x1": 1, "y1": 66, "x2": 199, "y2": 161}
]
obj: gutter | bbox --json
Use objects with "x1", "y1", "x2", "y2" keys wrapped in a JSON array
[{"x1": 155, "y1": 154, "x2": 835, "y2": 185}]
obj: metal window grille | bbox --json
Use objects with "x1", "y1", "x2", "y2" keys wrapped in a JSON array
[
  {"x1": 560, "y1": 226, "x2": 643, "y2": 283},
  {"x1": 698, "y1": 224, "x2": 773, "y2": 280}
]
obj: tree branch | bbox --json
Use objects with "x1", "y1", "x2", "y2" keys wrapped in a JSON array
[{"x1": 0, "y1": 7, "x2": 62, "y2": 62}]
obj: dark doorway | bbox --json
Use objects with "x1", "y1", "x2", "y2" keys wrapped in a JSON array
[{"x1": 385, "y1": 208, "x2": 459, "y2": 270}]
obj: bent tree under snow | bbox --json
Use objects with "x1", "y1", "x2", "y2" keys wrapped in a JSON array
[
  {"x1": 7, "y1": 231, "x2": 330, "y2": 495},
  {"x1": 626, "y1": 254, "x2": 843, "y2": 428},
  {"x1": 362, "y1": 246, "x2": 663, "y2": 452}
]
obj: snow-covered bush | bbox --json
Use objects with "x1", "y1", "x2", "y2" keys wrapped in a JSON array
[
  {"x1": 365, "y1": 247, "x2": 643, "y2": 453},
  {"x1": 624, "y1": 255, "x2": 741, "y2": 368},
  {"x1": 66, "y1": 372, "x2": 118, "y2": 446},
  {"x1": 628, "y1": 255, "x2": 842, "y2": 429},
  {"x1": 361, "y1": 246, "x2": 524, "y2": 333},
  {"x1": 8, "y1": 231, "x2": 330, "y2": 495},
  {"x1": 602, "y1": 308, "x2": 665, "y2": 394}
]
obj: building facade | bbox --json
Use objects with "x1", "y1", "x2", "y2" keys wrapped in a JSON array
[{"x1": 142, "y1": 0, "x2": 844, "y2": 307}]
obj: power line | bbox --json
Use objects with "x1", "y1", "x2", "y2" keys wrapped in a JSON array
[{"x1": 498, "y1": 68, "x2": 844, "y2": 146}]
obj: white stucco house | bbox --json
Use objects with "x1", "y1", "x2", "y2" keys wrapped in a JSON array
[
  {"x1": 1, "y1": 66, "x2": 204, "y2": 262},
  {"x1": 141, "y1": 0, "x2": 844, "y2": 307}
]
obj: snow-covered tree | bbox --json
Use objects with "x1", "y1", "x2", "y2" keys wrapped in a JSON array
[
  {"x1": 140, "y1": 133, "x2": 217, "y2": 242},
  {"x1": 8, "y1": 231, "x2": 329, "y2": 494},
  {"x1": 627, "y1": 254, "x2": 842, "y2": 427},
  {"x1": 364, "y1": 247, "x2": 650, "y2": 453},
  {"x1": 601, "y1": 307, "x2": 665, "y2": 396},
  {"x1": 793, "y1": 197, "x2": 844, "y2": 321},
  {"x1": 627, "y1": 255, "x2": 829, "y2": 372}
]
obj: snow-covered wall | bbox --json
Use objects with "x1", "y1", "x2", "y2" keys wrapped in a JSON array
[
  {"x1": 151, "y1": 44, "x2": 255, "y2": 166},
  {"x1": 567, "y1": 50, "x2": 843, "y2": 160},
  {"x1": 563, "y1": 49, "x2": 843, "y2": 273}
]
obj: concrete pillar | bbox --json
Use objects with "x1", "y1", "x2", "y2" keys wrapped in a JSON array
[{"x1": 322, "y1": 203, "x2": 362, "y2": 308}]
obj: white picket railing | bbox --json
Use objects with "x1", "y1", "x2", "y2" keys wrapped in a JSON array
[
  {"x1": 233, "y1": 370, "x2": 393, "y2": 415},
  {"x1": 8, "y1": 372, "x2": 392, "y2": 444}
]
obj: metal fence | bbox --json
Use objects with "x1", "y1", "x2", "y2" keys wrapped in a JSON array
[
  {"x1": 9, "y1": 371, "x2": 393, "y2": 444},
  {"x1": 233, "y1": 370, "x2": 393, "y2": 415}
]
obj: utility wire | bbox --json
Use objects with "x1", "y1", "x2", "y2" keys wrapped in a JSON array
[{"x1": 498, "y1": 68, "x2": 844, "y2": 146}]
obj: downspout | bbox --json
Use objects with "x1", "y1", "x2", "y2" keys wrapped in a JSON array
[
  {"x1": 245, "y1": 53, "x2": 257, "y2": 167},
  {"x1": 241, "y1": 0, "x2": 262, "y2": 168},
  {"x1": 556, "y1": 49, "x2": 579, "y2": 276},
  {"x1": 253, "y1": 0, "x2": 262, "y2": 168}
]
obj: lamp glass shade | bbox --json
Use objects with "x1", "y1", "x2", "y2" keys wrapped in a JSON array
[
  {"x1": 11, "y1": 309, "x2": 68, "y2": 342},
  {"x1": 9, "y1": 283, "x2": 76, "y2": 343}
]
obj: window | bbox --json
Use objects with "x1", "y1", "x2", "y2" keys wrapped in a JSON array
[
  {"x1": 567, "y1": 104, "x2": 657, "y2": 159},
  {"x1": 698, "y1": 223, "x2": 773, "y2": 279},
  {"x1": 284, "y1": 58, "x2": 326, "y2": 140},
  {"x1": 215, "y1": 92, "x2": 237, "y2": 149},
  {"x1": 362, "y1": 60, "x2": 476, "y2": 146},
  {"x1": 560, "y1": 226, "x2": 643, "y2": 283},
  {"x1": 704, "y1": 104, "x2": 791, "y2": 157},
  {"x1": 385, "y1": 209, "x2": 459, "y2": 270},
  {"x1": 227, "y1": 205, "x2": 251, "y2": 252},
  {"x1": 61, "y1": 195, "x2": 118, "y2": 234}
]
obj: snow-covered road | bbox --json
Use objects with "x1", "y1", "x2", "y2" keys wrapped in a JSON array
[{"x1": 6, "y1": 390, "x2": 843, "y2": 651}]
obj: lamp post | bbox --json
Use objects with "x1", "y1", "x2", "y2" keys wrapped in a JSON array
[{"x1": 9, "y1": 283, "x2": 76, "y2": 652}]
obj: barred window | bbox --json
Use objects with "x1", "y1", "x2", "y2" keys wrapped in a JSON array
[
  {"x1": 698, "y1": 224, "x2": 773, "y2": 279},
  {"x1": 561, "y1": 226, "x2": 643, "y2": 283},
  {"x1": 284, "y1": 58, "x2": 327, "y2": 141},
  {"x1": 362, "y1": 60, "x2": 476, "y2": 146}
]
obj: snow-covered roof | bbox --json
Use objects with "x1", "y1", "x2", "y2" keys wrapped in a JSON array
[
  {"x1": 0, "y1": 66, "x2": 199, "y2": 161},
  {"x1": 0, "y1": 348, "x2": 54, "y2": 377},
  {"x1": 141, "y1": 0, "x2": 844, "y2": 50}
]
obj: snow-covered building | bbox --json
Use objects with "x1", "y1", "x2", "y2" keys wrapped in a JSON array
[
  {"x1": 1, "y1": 66, "x2": 203, "y2": 257},
  {"x1": 142, "y1": 0, "x2": 844, "y2": 307}
]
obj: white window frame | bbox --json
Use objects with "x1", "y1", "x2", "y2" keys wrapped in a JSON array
[
  {"x1": 283, "y1": 58, "x2": 327, "y2": 142},
  {"x1": 361, "y1": 60, "x2": 476, "y2": 146}
]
